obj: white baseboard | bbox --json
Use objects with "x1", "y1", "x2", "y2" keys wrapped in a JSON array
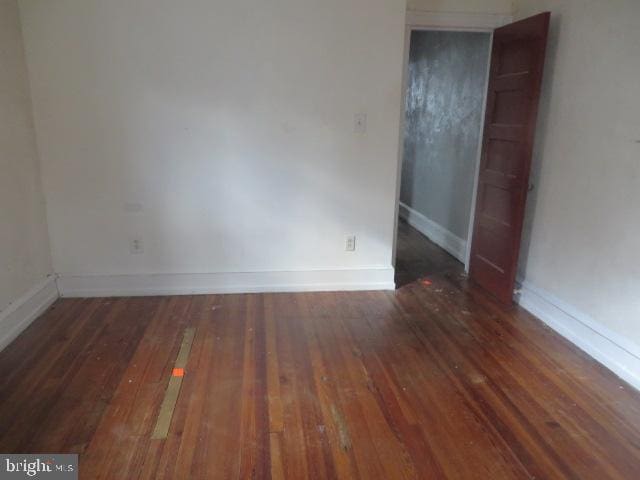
[
  {"x1": 399, "y1": 203, "x2": 467, "y2": 262},
  {"x1": 56, "y1": 267, "x2": 396, "y2": 298},
  {"x1": 0, "y1": 276, "x2": 59, "y2": 352},
  {"x1": 517, "y1": 280, "x2": 640, "y2": 391}
]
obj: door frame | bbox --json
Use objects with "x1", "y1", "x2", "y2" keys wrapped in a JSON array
[{"x1": 392, "y1": 10, "x2": 512, "y2": 273}]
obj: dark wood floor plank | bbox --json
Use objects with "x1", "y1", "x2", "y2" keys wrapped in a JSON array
[
  {"x1": 0, "y1": 298, "x2": 91, "y2": 392},
  {"x1": 300, "y1": 313, "x2": 362, "y2": 480},
  {"x1": 265, "y1": 294, "x2": 284, "y2": 436},
  {"x1": 0, "y1": 298, "x2": 128, "y2": 452},
  {"x1": 0, "y1": 299, "x2": 98, "y2": 417},
  {"x1": 412, "y1": 291, "x2": 599, "y2": 477},
  {"x1": 360, "y1": 311, "x2": 530, "y2": 479},
  {"x1": 409, "y1": 278, "x2": 640, "y2": 478},
  {"x1": 414, "y1": 273, "x2": 640, "y2": 467},
  {"x1": 30, "y1": 297, "x2": 160, "y2": 455},
  {"x1": 1, "y1": 222, "x2": 640, "y2": 478},
  {"x1": 196, "y1": 294, "x2": 252, "y2": 479},
  {"x1": 307, "y1": 310, "x2": 390, "y2": 479},
  {"x1": 286, "y1": 296, "x2": 339, "y2": 480},
  {"x1": 80, "y1": 296, "x2": 193, "y2": 479}
]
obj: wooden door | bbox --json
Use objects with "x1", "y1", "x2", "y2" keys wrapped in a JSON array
[{"x1": 469, "y1": 12, "x2": 550, "y2": 304}]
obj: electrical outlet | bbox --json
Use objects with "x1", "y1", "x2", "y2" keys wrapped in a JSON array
[
  {"x1": 346, "y1": 235, "x2": 356, "y2": 252},
  {"x1": 130, "y1": 238, "x2": 144, "y2": 254},
  {"x1": 354, "y1": 113, "x2": 367, "y2": 134}
]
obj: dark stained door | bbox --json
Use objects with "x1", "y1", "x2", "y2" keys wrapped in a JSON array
[{"x1": 469, "y1": 13, "x2": 550, "y2": 304}]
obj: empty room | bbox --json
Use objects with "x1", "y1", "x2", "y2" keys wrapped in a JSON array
[{"x1": 1, "y1": 0, "x2": 639, "y2": 478}]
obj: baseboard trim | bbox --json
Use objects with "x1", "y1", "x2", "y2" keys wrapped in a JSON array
[
  {"x1": 517, "y1": 280, "x2": 640, "y2": 391},
  {"x1": 0, "y1": 276, "x2": 59, "y2": 352},
  {"x1": 56, "y1": 268, "x2": 396, "y2": 298},
  {"x1": 399, "y1": 203, "x2": 467, "y2": 262}
]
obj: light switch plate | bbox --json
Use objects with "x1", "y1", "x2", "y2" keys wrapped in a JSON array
[{"x1": 354, "y1": 113, "x2": 367, "y2": 134}]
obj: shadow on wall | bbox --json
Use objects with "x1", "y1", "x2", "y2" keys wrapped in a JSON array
[
  {"x1": 121, "y1": 90, "x2": 395, "y2": 273},
  {"x1": 29, "y1": 0, "x2": 405, "y2": 276},
  {"x1": 517, "y1": 12, "x2": 562, "y2": 282}
]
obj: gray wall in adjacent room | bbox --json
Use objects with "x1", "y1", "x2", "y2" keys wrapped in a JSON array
[{"x1": 401, "y1": 30, "x2": 491, "y2": 241}]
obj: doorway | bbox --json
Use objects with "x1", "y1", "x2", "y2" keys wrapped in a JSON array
[{"x1": 395, "y1": 29, "x2": 492, "y2": 288}]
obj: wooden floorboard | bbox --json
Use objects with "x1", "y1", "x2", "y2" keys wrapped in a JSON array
[{"x1": 1, "y1": 223, "x2": 639, "y2": 478}]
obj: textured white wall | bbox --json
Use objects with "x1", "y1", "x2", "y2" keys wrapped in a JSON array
[
  {"x1": 0, "y1": 0, "x2": 52, "y2": 311},
  {"x1": 19, "y1": 0, "x2": 406, "y2": 282},
  {"x1": 401, "y1": 31, "x2": 490, "y2": 240},
  {"x1": 516, "y1": 0, "x2": 640, "y2": 345}
]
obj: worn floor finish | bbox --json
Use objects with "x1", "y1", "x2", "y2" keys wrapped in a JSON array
[
  {"x1": 1, "y1": 229, "x2": 640, "y2": 478},
  {"x1": 394, "y1": 218, "x2": 462, "y2": 288}
]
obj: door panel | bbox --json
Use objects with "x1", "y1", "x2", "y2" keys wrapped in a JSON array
[{"x1": 469, "y1": 12, "x2": 550, "y2": 304}]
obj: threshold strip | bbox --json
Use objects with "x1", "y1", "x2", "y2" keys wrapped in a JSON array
[{"x1": 151, "y1": 327, "x2": 196, "y2": 439}]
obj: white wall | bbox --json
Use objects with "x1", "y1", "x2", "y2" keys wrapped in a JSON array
[
  {"x1": 19, "y1": 0, "x2": 407, "y2": 291},
  {"x1": 515, "y1": 1, "x2": 640, "y2": 348},
  {"x1": 408, "y1": 0, "x2": 513, "y2": 14},
  {"x1": 0, "y1": 0, "x2": 52, "y2": 312}
]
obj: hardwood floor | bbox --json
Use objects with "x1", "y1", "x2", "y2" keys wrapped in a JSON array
[
  {"x1": 394, "y1": 218, "x2": 462, "y2": 287},
  {"x1": 1, "y1": 228, "x2": 640, "y2": 478}
]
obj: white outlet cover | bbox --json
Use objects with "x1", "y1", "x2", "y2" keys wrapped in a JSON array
[{"x1": 346, "y1": 235, "x2": 356, "y2": 251}]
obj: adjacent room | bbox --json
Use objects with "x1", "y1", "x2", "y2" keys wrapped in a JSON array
[
  {"x1": 395, "y1": 29, "x2": 490, "y2": 287},
  {"x1": 1, "y1": 0, "x2": 639, "y2": 478}
]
